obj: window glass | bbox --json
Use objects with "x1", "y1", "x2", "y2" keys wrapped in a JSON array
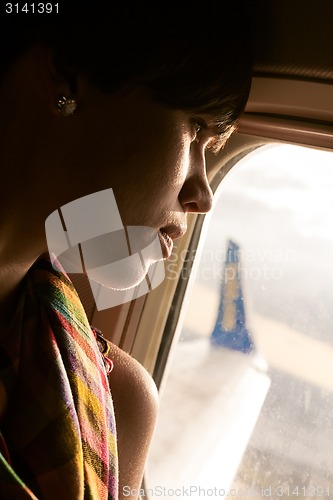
[{"x1": 145, "y1": 144, "x2": 333, "y2": 499}]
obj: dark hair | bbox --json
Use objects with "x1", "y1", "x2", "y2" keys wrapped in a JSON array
[{"x1": 1, "y1": 2, "x2": 253, "y2": 138}]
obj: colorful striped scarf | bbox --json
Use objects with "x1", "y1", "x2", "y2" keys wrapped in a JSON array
[{"x1": 0, "y1": 256, "x2": 118, "y2": 498}]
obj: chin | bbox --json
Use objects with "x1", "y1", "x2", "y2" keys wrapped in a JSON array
[
  {"x1": 87, "y1": 252, "x2": 156, "y2": 291},
  {"x1": 45, "y1": 188, "x2": 166, "y2": 308}
]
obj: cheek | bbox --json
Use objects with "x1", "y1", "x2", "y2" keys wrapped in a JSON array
[
  {"x1": 157, "y1": 131, "x2": 191, "y2": 190},
  {"x1": 151, "y1": 141, "x2": 191, "y2": 210},
  {"x1": 109, "y1": 120, "x2": 192, "y2": 222}
]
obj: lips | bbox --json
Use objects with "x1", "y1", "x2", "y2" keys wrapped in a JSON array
[
  {"x1": 159, "y1": 230, "x2": 174, "y2": 259},
  {"x1": 159, "y1": 224, "x2": 187, "y2": 259}
]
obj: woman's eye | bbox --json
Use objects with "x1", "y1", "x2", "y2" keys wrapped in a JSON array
[
  {"x1": 193, "y1": 119, "x2": 208, "y2": 137},
  {"x1": 195, "y1": 123, "x2": 202, "y2": 134}
]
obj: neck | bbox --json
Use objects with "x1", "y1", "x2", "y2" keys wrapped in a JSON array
[
  {"x1": 0, "y1": 211, "x2": 48, "y2": 334},
  {"x1": 0, "y1": 255, "x2": 38, "y2": 334}
]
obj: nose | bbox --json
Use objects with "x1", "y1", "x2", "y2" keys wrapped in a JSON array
[{"x1": 178, "y1": 154, "x2": 213, "y2": 214}]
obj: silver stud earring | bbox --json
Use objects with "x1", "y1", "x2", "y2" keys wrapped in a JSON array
[{"x1": 57, "y1": 96, "x2": 78, "y2": 117}]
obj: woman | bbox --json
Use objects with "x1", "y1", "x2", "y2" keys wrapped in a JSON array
[{"x1": 0, "y1": 2, "x2": 253, "y2": 498}]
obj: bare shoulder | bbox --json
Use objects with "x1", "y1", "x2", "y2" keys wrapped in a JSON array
[
  {"x1": 107, "y1": 342, "x2": 159, "y2": 414},
  {"x1": 107, "y1": 343, "x2": 159, "y2": 498}
]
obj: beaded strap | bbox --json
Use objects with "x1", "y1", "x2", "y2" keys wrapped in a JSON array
[{"x1": 91, "y1": 326, "x2": 114, "y2": 375}]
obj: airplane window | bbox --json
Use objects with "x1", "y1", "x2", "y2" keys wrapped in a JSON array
[{"x1": 145, "y1": 144, "x2": 333, "y2": 498}]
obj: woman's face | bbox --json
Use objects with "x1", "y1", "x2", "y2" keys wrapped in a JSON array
[
  {"x1": 6, "y1": 74, "x2": 222, "y2": 272},
  {"x1": 57, "y1": 85, "x2": 219, "y2": 259},
  {"x1": 0, "y1": 47, "x2": 226, "y2": 301}
]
